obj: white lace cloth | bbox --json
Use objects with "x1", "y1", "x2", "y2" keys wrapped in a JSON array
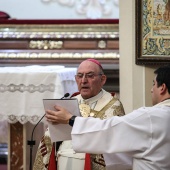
[{"x1": 0, "y1": 65, "x2": 78, "y2": 124}]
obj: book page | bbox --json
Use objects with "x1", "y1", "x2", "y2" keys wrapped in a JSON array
[{"x1": 43, "y1": 99, "x2": 80, "y2": 142}]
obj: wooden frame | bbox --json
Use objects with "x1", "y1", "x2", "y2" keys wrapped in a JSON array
[
  {"x1": 0, "y1": 19, "x2": 119, "y2": 65},
  {"x1": 136, "y1": 0, "x2": 170, "y2": 65}
]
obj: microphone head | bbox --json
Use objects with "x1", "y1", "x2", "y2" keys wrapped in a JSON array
[{"x1": 64, "y1": 93, "x2": 70, "y2": 98}]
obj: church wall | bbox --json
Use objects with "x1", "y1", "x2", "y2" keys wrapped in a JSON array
[{"x1": 119, "y1": 0, "x2": 161, "y2": 113}]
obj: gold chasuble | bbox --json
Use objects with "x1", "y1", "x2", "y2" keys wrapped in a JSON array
[{"x1": 33, "y1": 89, "x2": 125, "y2": 170}]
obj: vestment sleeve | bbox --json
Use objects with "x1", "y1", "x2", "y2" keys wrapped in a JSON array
[{"x1": 71, "y1": 107, "x2": 152, "y2": 155}]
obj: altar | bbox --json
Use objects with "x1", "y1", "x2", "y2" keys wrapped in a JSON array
[{"x1": 0, "y1": 65, "x2": 78, "y2": 170}]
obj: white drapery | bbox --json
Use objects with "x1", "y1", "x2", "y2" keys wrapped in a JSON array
[{"x1": 0, "y1": 65, "x2": 78, "y2": 124}]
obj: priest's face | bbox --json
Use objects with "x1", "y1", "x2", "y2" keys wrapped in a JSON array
[{"x1": 75, "y1": 61, "x2": 106, "y2": 99}]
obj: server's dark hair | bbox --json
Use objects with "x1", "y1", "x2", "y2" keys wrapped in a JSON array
[{"x1": 154, "y1": 65, "x2": 170, "y2": 94}]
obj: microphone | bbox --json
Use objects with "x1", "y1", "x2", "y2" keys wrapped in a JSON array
[
  {"x1": 27, "y1": 93, "x2": 70, "y2": 170},
  {"x1": 60, "y1": 92, "x2": 70, "y2": 99}
]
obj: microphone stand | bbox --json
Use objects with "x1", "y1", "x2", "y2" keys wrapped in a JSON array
[
  {"x1": 27, "y1": 93, "x2": 70, "y2": 170},
  {"x1": 27, "y1": 114, "x2": 45, "y2": 170}
]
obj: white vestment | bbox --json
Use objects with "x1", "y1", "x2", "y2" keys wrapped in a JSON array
[
  {"x1": 57, "y1": 89, "x2": 125, "y2": 170},
  {"x1": 33, "y1": 89, "x2": 125, "y2": 170},
  {"x1": 71, "y1": 99, "x2": 170, "y2": 170}
]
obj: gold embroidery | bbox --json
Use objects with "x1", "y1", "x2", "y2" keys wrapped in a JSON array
[
  {"x1": 89, "y1": 97, "x2": 121, "y2": 119},
  {"x1": 33, "y1": 130, "x2": 53, "y2": 170},
  {"x1": 90, "y1": 112, "x2": 95, "y2": 117},
  {"x1": 79, "y1": 103, "x2": 91, "y2": 117},
  {"x1": 90, "y1": 97, "x2": 125, "y2": 170}
]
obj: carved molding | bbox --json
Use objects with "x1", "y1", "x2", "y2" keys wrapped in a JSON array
[
  {"x1": 0, "y1": 52, "x2": 119, "y2": 59},
  {"x1": 98, "y1": 40, "x2": 106, "y2": 48},
  {"x1": 0, "y1": 20, "x2": 119, "y2": 64},
  {"x1": 29, "y1": 40, "x2": 63, "y2": 49},
  {"x1": 0, "y1": 22, "x2": 119, "y2": 39}
]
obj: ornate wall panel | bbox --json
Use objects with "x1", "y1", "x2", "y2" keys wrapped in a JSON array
[
  {"x1": 0, "y1": 19, "x2": 120, "y2": 92},
  {"x1": 0, "y1": 20, "x2": 119, "y2": 64}
]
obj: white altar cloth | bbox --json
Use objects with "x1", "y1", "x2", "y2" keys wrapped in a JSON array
[{"x1": 0, "y1": 65, "x2": 78, "y2": 124}]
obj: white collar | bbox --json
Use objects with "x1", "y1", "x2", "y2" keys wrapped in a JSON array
[
  {"x1": 154, "y1": 99, "x2": 170, "y2": 107},
  {"x1": 80, "y1": 90, "x2": 103, "y2": 105}
]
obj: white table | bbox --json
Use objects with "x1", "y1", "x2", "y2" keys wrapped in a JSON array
[
  {"x1": 0, "y1": 65, "x2": 78, "y2": 170},
  {"x1": 0, "y1": 65, "x2": 78, "y2": 124}
]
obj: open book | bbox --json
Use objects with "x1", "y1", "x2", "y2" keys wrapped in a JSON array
[{"x1": 43, "y1": 98, "x2": 80, "y2": 142}]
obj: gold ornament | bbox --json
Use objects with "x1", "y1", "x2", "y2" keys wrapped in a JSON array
[
  {"x1": 79, "y1": 103, "x2": 90, "y2": 117},
  {"x1": 90, "y1": 112, "x2": 95, "y2": 117}
]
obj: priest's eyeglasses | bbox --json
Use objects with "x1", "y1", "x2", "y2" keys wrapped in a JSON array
[{"x1": 75, "y1": 72, "x2": 103, "y2": 79}]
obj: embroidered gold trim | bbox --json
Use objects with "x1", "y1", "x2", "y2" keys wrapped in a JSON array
[{"x1": 79, "y1": 103, "x2": 91, "y2": 117}]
